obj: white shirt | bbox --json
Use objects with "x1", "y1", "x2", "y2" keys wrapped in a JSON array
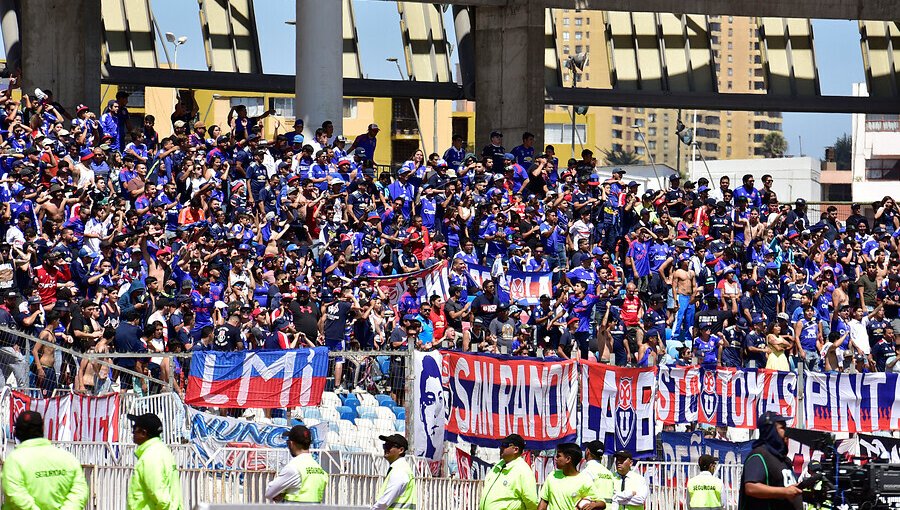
[
  {"x1": 372, "y1": 457, "x2": 413, "y2": 510},
  {"x1": 84, "y1": 217, "x2": 109, "y2": 254},
  {"x1": 612, "y1": 469, "x2": 649, "y2": 509},
  {"x1": 849, "y1": 318, "x2": 871, "y2": 355},
  {"x1": 4, "y1": 226, "x2": 24, "y2": 249}
]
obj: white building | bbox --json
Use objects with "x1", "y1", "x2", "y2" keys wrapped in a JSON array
[
  {"x1": 687, "y1": 156, "x2": 822, "y2": 203},
  {"x1": 851, "y1": 82, "x2": 900, "y2": 204}
]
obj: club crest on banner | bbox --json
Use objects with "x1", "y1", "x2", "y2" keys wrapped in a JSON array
[
  {"x1": 616, "y1": 377, "x2": 636, "y2": 448},
  {"x1": 701, "y1": 371, "x2": 718, "y2": 420},
  {"x1": 510, "y1": 278, "x2": 525, "y2": 297}
]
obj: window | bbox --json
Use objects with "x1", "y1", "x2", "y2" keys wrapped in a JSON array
[
  {"x1": 648, "y1": 141, "x2": 657, "y2": 150},
  {"x1": 727, "y1": 120, "x2": 732, "y2": 128},
  {"x1": 728, "y1": 16, "x2": 733, "y2": 22},
  {"x1": 635, "y1": 107, "x2": 645, "y2": 113},
  {"x1": 563, "y1": 45, "x2": 570, "y2": 54},
  {"x1": 563, "y1": 17, "x2": 570, "y2": 25},
  {"x1": 726, "y1": 146, "x2": 732, "y2": 157},
  {"x1": 575, "y1": 45, "x2": 583, "y2": 54},
  {"x1": 575, "y1": 31, "x2": 582, "y2": 40},
  {"x1": 343, "y1": 98, "x2": 358, "y2": 118},
  {"x1": 726, "y1": 133, "x2": 732, "y2": 142},
  {"x1": 635, "y1": 146, "x2": 645, "y2": 155},
  {"x1": 270, "y1": 97, "x2": 294, "y2": 118},
  {"x1": 648, "y1": 127, "x2": 657, "y2": 136},
  {"x1": 612, "y1": 129, "x2": 623, "y2": 138},
  {"x1": 612, "y1": 115, "x2": 623, "y2": 125},
  {"x1": 648, "y1": 113, "x2": 657, "y2": 123},
  {"x1": 865, "y1": 159, "x2": 900, "y2": 180},
  {"x1": 728, "y1": 42, "x2": 733, "y2": 50},
  {"x1": 587, "y1": 18, "x2": 590, "y2": 25},
  {"x1": 634, "y1": 118, "x2": 644, "y2": 127},
  {"x1": 545, "y1": 123, "x2": 587, "y2": 144},
  {"x1": 118, "y1": 85, "x2": 145, "y2": 108},
  {"x1": 575, "y1": 18, "x2": 582, "y2": 26},
  {"x1": 727, "y1": 68, "x2": 733, "y2": 76},
  {"x1": 230, "y1": 97, "x2": 264, "y2": 117},
  {"x1": 728, "y1": 28, "x2": 733, "y2": 36},
  {"x1": 563, "y1": 32, "x2": 570, "y2": 41},
  {"x1": 727, "y1": 55, "x2": 733, "y2": 63},
  {"x1": 727, "y1": 81, "x2": 733, "y2": 90},
  {"x1": 612, "y1": 143, "x2": 623, "y2": 151}
]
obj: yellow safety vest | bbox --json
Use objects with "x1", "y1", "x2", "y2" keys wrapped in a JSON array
[
  {"x1": 282, "y1": 453, "x2": 328, "y2": 503},
  {"x1": 687, "y1": 472, "x2": 723, "y2": 510},
  {"x1": 379, "y1": 458, "x2": 417, "y2": 510},
  {"x1": 583, "y1": 460, "x2": 616, "y2": 503}
]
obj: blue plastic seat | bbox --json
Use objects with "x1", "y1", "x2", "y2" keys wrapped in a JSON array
[
  {"x1": 395, "y1": 419, "x2": 406, "y2": 433},
  {"x1": 392, "y1": 407, "x2": 406, "y2": 420},
  {"x1": 376, "y1": 394, "x2": 396, "y2": 407},
  {"x1": 337, "y1": 405, "x2": 357, "y2": 422},
  {"x1": 303, "y1": 407, "x2": 322, "y2": 421},
  {"x1": 343, "y1": 393, "x2": 361, "y2": 410}
]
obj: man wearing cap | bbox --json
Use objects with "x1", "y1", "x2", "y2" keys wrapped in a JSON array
[
  {"x1": 1, "y1": 411, "x2": 88, "y2": 510},
  {"x1": 127, "y1": 413, "x2": 182, "y2": 509},
  {"x1": 611, "y1": 450, "x2": 648, "y2": 510},
  {"x1": 583, "y1": 441, "x2": 615, "y2": 506},
  {"x1": 265, "y1": 425, "x2": 328, "y2": 503},
  {"x1": 665, "y1": 174, "x2": 687, "y2": 218},
  {"x1": 687, "y1": 455, "x2": 724, "y2": 510},
  {"x1": 350, "y1": 123, "x2": 379, "y2": 161},
  {"x1": 481, "y1": 131, "x2": 506, "y2": 172},
  {"x1": 480, "y1": 433, "x2": 539, "y2": 510},
  {"x1": 738, "y1": 412, "x2": 802, "y2": 510},
  {"x1": 374, "y1": 434, "x2": 416, "y2": 510}
]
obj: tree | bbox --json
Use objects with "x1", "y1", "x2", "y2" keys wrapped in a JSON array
[
  {"x1": 602, "y1": 148, "x2": 643, "y2": 166},
  {"x1": 833, "y1": 133, "x2": 851, "y2": 169},
  {"x1": 761, "y1": 132, "x2": 787, "y2": 158}
]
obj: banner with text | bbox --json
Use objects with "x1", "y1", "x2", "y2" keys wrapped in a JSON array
[
  {"x1": 581, "y1": 362, "x2": 657, "y2": 457},
  {"x1": 444, "y1": 351, "x2": 578, "y2": 449},
  {"x1": 185, "y1": 348, "x2": 328, "y2": 408},
  {"x1": 9, "y1": 391, "x2": 120, "y2": 442},
  {"x1": 804, "y1": 371, "x2": 900, "y2": 433},
  {"x1": 659, "y1": 431, "x2": 753, "y2": 465},
  {"x1": 657, "y1": 366, "x2": 797, "y2": 428}
]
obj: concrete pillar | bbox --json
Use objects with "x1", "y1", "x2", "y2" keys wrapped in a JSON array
[
  {"x1": 296, "y1": 0, "x2": 343, "y2": 139},
  {"x1": 0, "y1": 0, "x2": 20, "y2": 74},
  {"x1": 21, "y1": 0, "x2": 100, "y2": 113},
  {"x1": 474, "y1": 0, "x2": 545, "y2": 150}
]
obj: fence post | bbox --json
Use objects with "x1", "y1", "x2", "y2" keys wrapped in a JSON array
[{"x1": 405, "y1": 345, "x2": 415, "y2": 454}]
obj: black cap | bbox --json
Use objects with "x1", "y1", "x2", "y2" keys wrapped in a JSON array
[
  {"x1": 583, "y1": 439, "x2": 605, "y2": 457},
  {"x1": 14, "y1": 410, "x2": 44, "y2": 439},
  {"x1": 128, "y1": 413, "x2": 164, "y2": 436},
  {"x1": 283, "y1": 425, "x2": 313, "y2": 445},
  {"x1": 500, "y1": 433, "x2": 526, "y2": 450},
  {"x1": 379, "y1": 434, "x2": 409, "y2": 450},
  {"x1": 614, "y1": 450, "x2": 633, "y2": 461},
  {"x1": 757, "y1": 411, "x2": 787, "y2": 428}
]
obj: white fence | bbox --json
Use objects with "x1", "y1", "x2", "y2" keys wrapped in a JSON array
[{"x1": 74, "y1": 460, "x2": 741, "y2": 510}]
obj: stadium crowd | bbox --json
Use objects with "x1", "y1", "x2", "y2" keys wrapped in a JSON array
[{"x1": 0, "y1": 77, "x2": 898, "y2": 403}]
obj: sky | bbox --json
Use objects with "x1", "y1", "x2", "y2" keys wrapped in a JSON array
[{"x1": 25, "y1": 0, "x2": 870, "y2": 159}]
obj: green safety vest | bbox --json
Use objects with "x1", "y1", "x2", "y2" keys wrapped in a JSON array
[
  {"x1": 379, "y1": 458, "x2": 417, "y2": 510},
  {"x1": 687, "y1": 472, "x2": 723, "y2": 510},
  {"x1": 127, "y1": 437, "x2": 182, "y2": 510},
  {"x1": 583, "y1": 460, "x2": 616, "y2": 503},
  {"x1": 1, "y1": 437, "x2": 89, "y2": 510},
  {"x1": 282, "y1": 453, "x2": 328, "y2": 503}
]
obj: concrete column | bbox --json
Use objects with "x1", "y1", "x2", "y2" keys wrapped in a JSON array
[
  {"x1": 474, "y1": 0, "x2": 545, "y2": 150},
  {"x1": 296, "y1": 0, "x2": 343, "y2": 139},
  {"x1": 21, "y1": 0, "x2": 100, "y2": 113}
]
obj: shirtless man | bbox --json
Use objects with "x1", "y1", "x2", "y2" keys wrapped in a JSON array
[
  {"x1": 37, "y1": 184, "x2": 79, "y2": 224},
  {"x1": 32, "y1": 311, "x2": 62, "y2": 396},
  {"x1": 831, "y1": 275, "x2": 851, "y2": 324},
  {"x1": 821, "y1": 330, "x2": 845, "y2": 372},
  {"x1": 77, "y1": 331, "x2": 112, "y2": 395},
  {"x1": 672, "y1": 257, "x2": 697, "y2": 344},
  {"x1": 743, "y1": 209, "x2": 766, "y2": 246}
]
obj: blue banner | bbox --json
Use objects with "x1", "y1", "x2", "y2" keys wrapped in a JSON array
[{"x1": 659, "y1": 431, "x2": 753, "y2": 465}]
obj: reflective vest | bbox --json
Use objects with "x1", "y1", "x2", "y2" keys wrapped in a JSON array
[
  {"x1": 282, "y1": 453, "x2": 328, "y2": 503},
  {"x1": 583, "y1": 460, "x2": 616, "y2": 502},
  {"x1": 687, "y1": 471, "x2": 723, "y2": 510},
  {"x1": 380, "y1": 458, "x2": 417, "y2": 510}
]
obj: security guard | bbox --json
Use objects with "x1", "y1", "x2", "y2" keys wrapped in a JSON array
[
  {"x1": 611, "y1": 450, "x2": 649, "y2": 510},
  {"x1": 480, "y1": 434, "x2": 539, "y2": 510},
  {"x1": 127, "y1": 413, "x2": 183, "y2": 510},
  {"x1": 687, "y1": 455, "x2": 724, "y2": 510},
  {"x1": 582, "y1": 441, "x2": 615, "y2": 506},
  {"x1": 372, "y1": 434, "x2": 417, "y2": 510},
  {"x1": 265, "y1": 425, "x2": 328, "y2": 503},
  {"x1": 1, "y1": 411, "x2": 88, "y2": 510}
]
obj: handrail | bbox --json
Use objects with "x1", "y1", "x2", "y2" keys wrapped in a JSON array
[{"x1": 0, "y1": 324, "x2": 173, "y2": 391}]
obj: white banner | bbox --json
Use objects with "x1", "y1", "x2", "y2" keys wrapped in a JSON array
[{"x1": 414, "y1": 350, "x2": 446, "y2": 461}]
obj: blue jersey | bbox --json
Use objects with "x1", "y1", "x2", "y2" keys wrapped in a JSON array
[
  {"x1": 511, "y1": 144, "x2": 535, "y2": 169},
  {"x1": 648, "y1": 242, "x2": 670, "y2": 273},
  {"x1": 797, "y1": 317, "x2": 819, "y2": 351},
  {"x1": 694, "y1": 335, "x2": 720, "y2": 365},
  {"x1": 627, "y1": 240, "x2": 651, "y2": 278},
  {"x1": 566, "y1": 267, "x2": 597, "y2": 295},
  {"x1": 191, "y1": 290, "x2": 214, "y2": 330},
  {"x1": 566, "y1": 294, "x2": 598, "y2": 333}
]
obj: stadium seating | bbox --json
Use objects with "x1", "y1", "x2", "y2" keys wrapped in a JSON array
[
  {"x1": 395, "y1": 419, "x2": 406, "y2": 433},
  {"x1": 320, "y1": 391, "x2": 342, "y2": 409},
  {"x1": 342, "y1": 393, "x2": 361, "y2": 410},
  {"x1": 374, "y1": 407, "x2": 396, "y2": 422},
  {"x1": 336, "y1": 405, "x2": 356, "y2": 423},
  {"x1": 392, "y1": 407, "x2": 406, "y2": 420},
  {"x1": 375, "y1": 394, "x2": 396, "y2": 407},
  {"x1": 356, "y1": 405, "x2": 379, "y2": 421},
  {"x1": 301, "y1": 407, "x2": 322, "y2": 421}
]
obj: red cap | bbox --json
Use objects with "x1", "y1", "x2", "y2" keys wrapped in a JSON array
[{"x1": 156, "y1": 247, "x2": 172, "y2": 257}]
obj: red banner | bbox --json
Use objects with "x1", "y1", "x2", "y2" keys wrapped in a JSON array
[{"x1": 10, "y1": 391, "x2": 120, "y2": 442}]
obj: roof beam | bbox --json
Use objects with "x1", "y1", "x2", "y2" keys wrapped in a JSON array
[
  {"x1": 545, "y1": 85, "x2": 900, "y2": 113},
  {"x1": 389, "y1": 0, "x2": 900, "y2": 22}
]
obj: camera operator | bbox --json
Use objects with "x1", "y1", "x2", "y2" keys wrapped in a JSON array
[{"x1": 738, "y1": 412, "x2": 802, "y2": 510}]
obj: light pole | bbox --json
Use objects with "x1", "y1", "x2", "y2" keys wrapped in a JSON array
[
  {"x1": 165, "y1": 32, "x2": 187, "y2": 106},
  {"x1": 386, "y1": 57, "x2": 426, "y2": 155},
  {"x1": 565, "y1": 53, "x2": 588, "y2": 158},
  {"x1": 632, "y1": 123, "x2": 663, "y2": 190}
]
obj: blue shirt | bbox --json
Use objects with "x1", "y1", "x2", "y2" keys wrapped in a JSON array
[
  {"x1": 733, "y1": 185, "x2": 761, "y2": 209},
  {"x1": 351, "y1": 134, "x2": 377, "y2": 160},
  {"x1": 627, "y1": 240, "x2": 651, "y2": 277},
  {"x1": 191, "y1": 290, "x2": 215, "y2": 330},
  {"x1": 566, "y1": 294, "x2": 598, "y2": 333},
  {"x1": 511, "y1": 144, "x2": 535, "y2": 169}
]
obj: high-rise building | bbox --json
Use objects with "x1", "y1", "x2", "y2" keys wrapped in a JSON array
[{"x1": 553, "y1": 10, "x2": 784, "y2": 173}]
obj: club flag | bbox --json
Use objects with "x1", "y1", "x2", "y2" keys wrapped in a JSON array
[{"x1": 506, "y1": 269, "x2": 552, "y2": 305}]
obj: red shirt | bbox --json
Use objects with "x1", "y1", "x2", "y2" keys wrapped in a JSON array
[
  {"x1": 35, "y1": 264, "x2": 71, "y2": 305},
  {"x1": 620, "y1": 295, "x2": 642, "y2": 327},
  {"x1": 430, "y1": 308, "x2": 447, "y2": 341}
]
